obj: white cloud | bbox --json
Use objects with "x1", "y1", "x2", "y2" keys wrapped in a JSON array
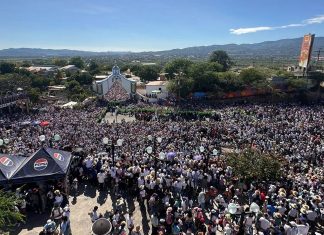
[
  {"x1": 230, "y1": 14, "x2": 324, "y2": 35},
  {"x1": 279, "y1": 23, "x2": 305, "y2": 29},
  {"x1": 230, "y1": 27, "x2": 273, "y2": 35},
  {"x1": 304, "y1": 15, "x2": 324, "y2": 24}
]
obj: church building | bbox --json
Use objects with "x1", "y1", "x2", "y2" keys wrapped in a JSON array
[{"x1": 92, "y1": 65, "x2": 136, "y2": 101}]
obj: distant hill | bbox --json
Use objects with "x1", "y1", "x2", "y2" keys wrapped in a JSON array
[
  {"x1": 0, "y1": 48, "x2": 128, "y2": 58},
  {"x1": 142, "y1": 37, "x2": 324, "y2": 59},
  {"x1": 0, "y1": 37, "x2": 323, "y2": 59}
]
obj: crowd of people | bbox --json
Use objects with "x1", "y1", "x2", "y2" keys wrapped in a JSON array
[
  {"x1": 1, "y1": 101, "x2": 323, "y2": 234},
  {"x1": 104, "y1": 81, "x2": 130, "y2": 102}
]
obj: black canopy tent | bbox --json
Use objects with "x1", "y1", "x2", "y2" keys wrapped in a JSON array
[
  {"x1": 0, "y1": 148, "x2": 72, "y2": 185},
  {"x1": 0, "y1": 154, "x2": 26, "y2": 184}
]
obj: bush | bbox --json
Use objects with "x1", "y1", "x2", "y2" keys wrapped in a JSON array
[{"x1": 226, "y1": 148, "x2": 284, "y2": 182}]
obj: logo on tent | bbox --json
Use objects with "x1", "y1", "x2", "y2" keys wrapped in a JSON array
[
  {"x1": 53, "y1": 153, "x2": 64, "y2": 161},
  {"x1": 0, "y1": 156, "x2": 13, "y2": 167},
  {"x1": 34, "y1": 158, "x2": 48, "y2": 171}
]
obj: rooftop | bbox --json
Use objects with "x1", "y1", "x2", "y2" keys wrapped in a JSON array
[{"x1": 146, "y1": 81, "x2": 168, "y2": 86}]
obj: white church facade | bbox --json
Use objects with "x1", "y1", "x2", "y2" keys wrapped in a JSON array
[{"x1": 92, "y1": 65, "x2": 136, "y2": 101}]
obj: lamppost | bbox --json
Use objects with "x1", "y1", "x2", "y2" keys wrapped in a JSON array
[
  {"x1": 39, "y1": 135, "x2": 46, "y2": 147},
  {"x1": 0, "y1": 138, "x2": 9, "y2": 153},
  {"x1": 51, "y1": 134, "x2": 61, "y2": 148},
  {"x1": 199, "y1": 145, "x2": 205, "y2": 171},
  {"x1": 103, "y1": 137, "x2": 123, "y2": 167},
  {"x1": 147, "y1": 135, "x2": 162, "y2": 179}
]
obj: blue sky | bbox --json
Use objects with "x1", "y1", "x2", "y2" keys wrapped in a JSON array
[{"x1": 1, "y1": 0, "x2": 324, "y2": 51}]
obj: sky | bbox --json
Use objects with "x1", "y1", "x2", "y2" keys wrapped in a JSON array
[{"x1": 1, "y1": 0, "x2": 324, "y2": 52}]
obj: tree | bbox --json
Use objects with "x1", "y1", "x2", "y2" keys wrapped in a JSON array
[
  {"x1": 66, "y1": 80, "x2": 81, "y2": 92},
  {"x1": 130, "y1": 64, "x2": 142, "y2": 75},
  {"x1": 218, "y1": 71, "x2": 242, "y2": 92},
  {"x1": 164, "y1": 59, "x2": 193, "y2": 79},
  {"x1": 70, "y1": 72, "x2": 93, "y2": 85},
  {"x1": 137, "y1": 65, "x2": 160, "y2": 82},
  {"x1": 27, "y1": 88, "x2": 41, "y2": 103},
  {"x1": 187, "y1": 62, "x2": 223, "y2": 92},
  {"x1": 209, "y1": 50, "x2": 232, "y2": 71},
  {"x1": 53, "y1": 58, "x2": 68, "y2": 67},
  {"x1": 0, "y1": 62, "x2": 15, "y2": 74},
  {"x1": 65, "y1": 80, "x2": 88, "y2": 101},
  {"x1": 167, "y1": 75, "x2": 194, "y2": 98},
  {"x1": 31, "y1": 76, "x2": 50, "y2": 91},
  {"x1": 226, "y1": 148, "x2": 284, "y2": 182},
  {"x1": 21, "y1": 61, "x2": 32, "y2": 67},
  {"x1": 69, "y1": 57, "x2": 84, "y2": 69},
  {"x1": 0, "y1": 190, "x2": 24, "y2": 231},
  {"x1": 239, "y1": 68, "x2": 267, "y2": 88},
  {"x1": 287, "y1": 78, "x2": 308, "y2": 91},
  {"x1": 88, "y1": 61, "x2": 100, "y2": 75}
]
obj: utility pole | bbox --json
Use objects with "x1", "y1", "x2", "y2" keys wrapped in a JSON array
[{"x1": 314, "y1": 48, "x2": 322, "y2": 69}]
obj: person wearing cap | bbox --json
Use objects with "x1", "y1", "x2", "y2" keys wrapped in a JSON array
[
  {"x1": 288, "y1": 203, "x2": 298, "y2": 221},
  {"x1": 43, "y1": 219, "x2": 56, "y2": 234}
]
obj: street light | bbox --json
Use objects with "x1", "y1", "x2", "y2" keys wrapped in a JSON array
[
  {"x1": 146, "y1": 146, "x2": 153, "y2": 154},
  {"x1": 159, "y1": 152, "x2": 166, "y2": 161},
  {"x1": 39, "y1": 135, "x2": 46, "y2": 147},
  {"x1": 54, "y1": 134, "x2": 61, "y2": 142},
  {"x1": 3, "y1": 139, "x2": 9, "y2": 145},
  {"x1": 147, "y1": 135, "x2": 162, "y2": 179},
  {"x1": 103, "y1": 138, "x2": 123, "y2": 167},
  {"x1": 250, "y1": 202, "x2": 260, "y2": 213},
  {"x1": 117, "y1": 139, "x2": 123, "y2": 147}
]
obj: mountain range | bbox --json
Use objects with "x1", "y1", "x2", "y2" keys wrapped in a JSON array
[{"x1": 0, "y1": 37, "x2": 323, "y2": 59}]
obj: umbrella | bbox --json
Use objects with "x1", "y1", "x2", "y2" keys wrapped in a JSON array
[
  {"x1": 21, "y1": 121, "x2": 31, "y2": 126},
  {"x1": 40, "y1": 121, "x2": 50, "y2": 127},
  {"x1": 32, "y1": 121, "x2": 41, "y2": 125},
  {"x1": 167, "y1": 152, "x2": 176, "y2": 160}
]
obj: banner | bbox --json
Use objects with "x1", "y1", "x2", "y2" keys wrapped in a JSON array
[{"x1": 299, "y1": 34, "x2": 315, "y2": 68}]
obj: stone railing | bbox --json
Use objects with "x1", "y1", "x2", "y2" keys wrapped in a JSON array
[{"x1": 0, "y1": 93, "x2": 28, "y2": 109}]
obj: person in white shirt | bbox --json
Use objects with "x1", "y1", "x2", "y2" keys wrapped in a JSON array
[
  {"x1": 259, "y1": 216, "x2": 271, "y2": 232},
  {"x1": 197, "y1": 191, "x2": 206, "y2": 210},
  {"x1": 284, "y1": 221, "x2": 299, "y2": 235},
  {"x1": 91, "y1": 206, "x2": 99, "y2": 222},
  {"x1": 223, "y1": 224, "x2": 232, "y2": 235},
  {"x1": 54, "y1": 190, "x2": 63, "y2": 207},
  {"x1": 97, "y1": 170, "x2": 106, "y2": 191}
]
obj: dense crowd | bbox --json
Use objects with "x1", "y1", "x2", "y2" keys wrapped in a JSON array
[
  {"x1": 105, "y1": 81, "x2": 130, "y2": 101},
  {"x1": 1, "y1": 102, "x2": 323, "y2": 235}
]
